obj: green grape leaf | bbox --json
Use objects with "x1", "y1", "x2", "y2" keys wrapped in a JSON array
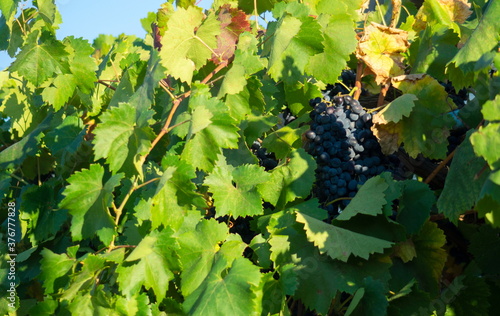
[
  {"x1": 284, "y1": 79, "x2": 322, "y2": 116},
  {"x1": 39, "y1": 248, "x2": 75, "y2": 294},
  {"x1": 345, "y1": 278, "x2": 388, "y2": 316},
  {"x1": 6, "y1": 7, "x2": 29, "y2": 57},
  {"x1": 224, "y1": 76, "x2": 267, "y2": 121},
  {"x1": 469, "y1": 225, "x2": 500, "y2": 276},
  {"x1": 159, "y1": 7, "x2": 220, "y2": 83},
  {"x1": 59, "y1": 255, "x2": 107, "y2": 302},
  {"x1": 20, "y1": 183, "x2": 68, "y2": 244},
  {"x1": 177, "y1": 219, "x2": 229, "y2": 296},
  {"x1": 59, "y1": 164, "x2": 123, "y2": 243},
  {"x1": 35, "y1": 0, "x2": 57, "y2": 26},
  {"x1": 64, "y1": 37, "x2": 98, "y2": 94},
  {"x1": 41, "y1": 74, "x2": 76, "y2": 110},
  {"x1": 218, "y1": 33, "x2": 265, "y2": 97},
  {"x1": 444, "y1": 265, "x2": 491, "y2": 316},
  {"x1": 266, "y1": 9, "x2": 324, "y2": 84},
  {"x1": 161, "y1": 155, "x2": 207, "y2": 208},
  {"x1": 387, "y1": 283, "x2": 431, "y2": 316},
  {"x1": 93, "y1": 103, "x2": 154, "y2": 177},
  {"x1": 307, "y1": 12, "x2": 358, "y2": 83},
  {"x1": 0, "y1": 171, "x2": 11, "y2": 200},
  {"x1": 258, "y1": 269, "x2": 293, "y2": 316},
  {"x1": 268, "y1": 211, "x2": 392, "y2": 314},
  {"x1": 409, "y1": 221, "x2": 447, "y2": 297},
  {"x1": 44, "y1": 115, "x2": 85, "y2": 155},
  {"x1": 446, "y1": 0, "x2": 500, "y2": 88},
  {"x1": 296, "y1": 212, "x2": 393, "y2": 262},
  {"x1": 0, "y1": 14, "x2": 9, "y2": 51},
  {"x1": 237, "y1": 0, "x2": 278, "y2": 14},
  {"x1": 10, "y1": 32, "x2": 70, "y2": 86},
  {"x1": 183, "y1": 257, "x2": 261, "y2": 316},
  {"x1": 471, "y1": 122, "x2": 500, "y2": 170},
  {"x1": 117, "y1": 229, "x2": 179, "y2": 302},
  {"x1": 0, "y1": 112, "x2": 53, "y2": 169},
  {"x1": 261, "y1": 125, "x2": 309, "y2": 159},
  {"x1": 211, "y1": 5, "x2": 251, "y2": 65},
  {"x1": 437, "y1": 131, "x2": 489, "y2": 220},
  {"x1": 409, "y1": 24, "x2": 459, "y2": 81},
  {"x1": 145, "y1": 161, "x2": 205, "y2": 231},
  {"x1": 115, "y1": 293, "x2": 152, "y2": 316},
  {"x1": 475, "y1": 170, "x2": 500, "y2": 227},
  {"x1": 241, "y1": 114, "x2": 278, "y2": 145},
  {"x1": 375, "y1": 94, "x2": 418, "y2": 124},
  {"x1": 29, "y1": 298, "x2": 58, "y2": 315},
  {"x1": 181, "y1": 86, "x2": 240, "y2": 171},
  {"x1": 205, "y1": 155, "x2": 270, "y2": 218},
  {"x1": 176, "y1": 0, "x2": 196, "y2": 9},
  {"x1": 108, "y1": 70, "x2": 135, "y2": 109},
  {"x1": 258, "y1": 148, "x2": 316, "y2": 208},
  {"x1": 373, "y1": 75, "x2": 453, "y2": 158},
  {"x1": 481, "y1": 94, "x2": 500, "y2": 121},
  {"x1": 396, "y1": 180, "x2": 434, "y2": 234},
  {"x1": 0, "y1": 0, "x2": 21, "y2": 20},
  {"x1": 188, "y1": 105, "x2": 213, "y2": 137},
  {"x1": 129, "y1": 49, "x2": 165, "y2": 127},
  {"x1": 393, "y1": 239, "x2": 417, "y2": 263},
  {"x1": 336, "y1": 175, "x2": 389, "y2": 221},
  {"x1": 249, "y1": 234, "x2": 272, "y2": 270}
]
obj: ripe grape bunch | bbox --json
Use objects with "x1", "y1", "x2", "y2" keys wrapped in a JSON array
[{"x1": 305, "y1": 95, "x2": 388, "y2": 215}]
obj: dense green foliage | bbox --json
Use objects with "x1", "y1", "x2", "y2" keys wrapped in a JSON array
[{"x1": 1, "y1": 0, "x2": 500, "y2": 315}]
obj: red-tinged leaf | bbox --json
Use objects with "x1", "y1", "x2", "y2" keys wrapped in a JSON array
[{"x1": 211, "y1": 5, "x2": 251, "y2": 65}]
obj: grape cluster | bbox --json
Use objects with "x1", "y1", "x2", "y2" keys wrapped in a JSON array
[
  {"x1": 322, "y1": 70, "x2": 357, "y2": 100},
  {"x1": 305, "y1": 96, "x2": 388, "y2": 215},
  {"x1": 251, "y1": 141, "x2": 278, "y2": 171},
  {"x1": 440, "y1": 81, "x2": 468, "y2": 108}
]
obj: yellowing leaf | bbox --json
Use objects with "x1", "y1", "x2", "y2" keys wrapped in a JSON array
[
  {"x1": 159, "y1": 7, "x2": 220, "y2": 83},
  {"x1": 356, "y1": 22, "x2": 410, "y2": 85},
  {"x1": 372, "y1": 75, "x2": 453, "y2": 158},
  {"x1": 370, "y1": 121, "x2": 401, "y2": 155},
  {"x1": 415, "y1": 0, "x2": 472, "y2": 31}
]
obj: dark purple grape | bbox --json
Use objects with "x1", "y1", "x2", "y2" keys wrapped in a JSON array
[
  {"x1": 348, "y1": 180, "x2": 358, "y2": 190},
  {"x1": 306, "y1": 130, "x2": 316, "y2": 140}
]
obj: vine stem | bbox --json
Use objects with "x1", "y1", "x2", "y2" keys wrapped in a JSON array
[
  {"x1": 96, "y1": 244, "x2": 136, "y2": 255},
  {"x1": 377, "y1": 83, "x2": 390, "y2": 107},
  {"x1": 108, "y1": 178, "x2": 138, "y2": 251},
  {"x1": 425, "y1": 118, "x2": 486, "y2": 185},
  {"x1": 97, "y1": 80, "x2": 117, "y2": 91},
  {"x1": 390, "y1": 0, "x2": 402, "y2": 28},
  {"x1": 424, "y1": 148, "x2": 455, "y2": 185},
  {"x1": 326, "y1": 196, "x2": 352, "y2": 206},
  {"x1": 354, "y1": 61, "x2": 364, "y2": 100},
  {"x1": 108, "y1": 61, "x2": 228, "y2": 252},
  {"x1": 134, "y1": 177, "x2": 161, "y2": 190}
]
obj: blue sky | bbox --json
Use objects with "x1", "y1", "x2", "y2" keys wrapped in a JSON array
[{"x1": 0, "y1": 0, "x2": 213, "y2": 69}]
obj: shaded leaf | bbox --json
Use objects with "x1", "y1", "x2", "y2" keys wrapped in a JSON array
[
  {"x1": 59, "y1": 164, "x2": 122, "y2": 243},
  {"x1": 437, "y1": 131, "x2": 489, "y2": 221},
  {"x1": 336, "y1": 175, "x2": 389, "y2": 221},
  {"x1": 93, "y1": 103, "x2": 154, "y2": 177},
  {"x1": 296, "y1": 212, "x2": 393, "y2": 262},
  {"x1": 117, "y1": 229, "x2": 179, "y2": 302}
]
